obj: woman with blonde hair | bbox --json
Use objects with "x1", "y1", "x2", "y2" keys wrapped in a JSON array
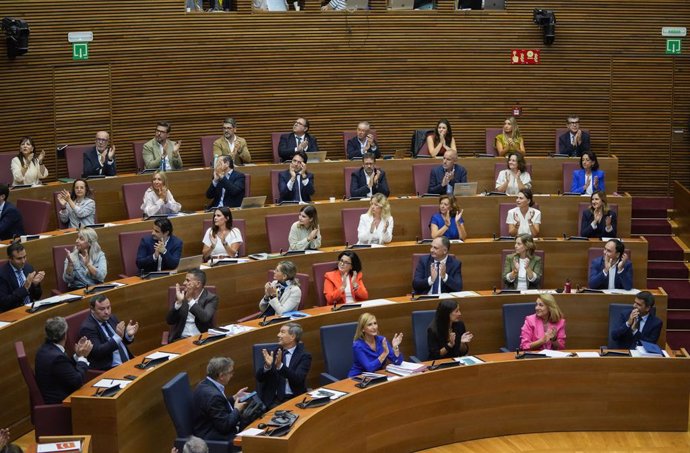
[
  {"x1": 356, "y1": 193, "x2": 394, "y2": 245},
  {"x1": 63, "y1": 228, "x2": 107, "y2": 290},
  {"x1": 519, "y1": 294, "x2": 566, "y2": 351},
  {"x1": 140, "y1": 171, "x2": 181, "y2": 217},
  {"x1": 503, "y1": 234, "x2": 542, "y2": 290},
  {"x1": 495, "y1": 116, "x2": 526, "y2": 156},
  {"x1": 258, "y1": 261, "x2": 301, "y2": 316},
  {"x1": 348, "y1": 312, "x2": 403, "y2": 377}
]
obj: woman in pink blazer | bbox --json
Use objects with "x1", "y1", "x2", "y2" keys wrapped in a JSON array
[
  {"x1": 519, "y1": 294, "x2": 566, "y2": 350},
  {"x1": 323, "y1": 251, "x2": 368, "y2": 306}
]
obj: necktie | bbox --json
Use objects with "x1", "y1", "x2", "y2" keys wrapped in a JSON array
[
  {"x1": 15, "y1": 269, "x2": 31, "y2": 305},
  {"x1": 294, "y1": 175, "x2": 302, "y2": 202},
  {"x1": 101, "y1": 321, "x2": 130, "y2": 366},
  {"x1": 432, "y1": 262, "x2": 441, "y2": 294}
]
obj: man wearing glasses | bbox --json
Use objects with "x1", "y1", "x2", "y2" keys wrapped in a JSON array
[
  {"x1": 82, "y1": 130, "x2": 117, "y2": 177},
  {"x1": 212, "y1": 117, "x2": 251, "y2": 166},
  {"x1": 143, "y1": 121, "x2": 183, "y2": 171},
  {"x1": 277, "y1": 117, "x2": 319, "y2": 163},
  {"x1": 558, "y1": 115, "x2": 590, "y2": 157}
]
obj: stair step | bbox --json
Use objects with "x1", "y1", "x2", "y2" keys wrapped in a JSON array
[
  {"x1": 666, "y1": 331, "x2": 690, "y2": 349},
  {"x1": 646, "y1": 236, "x2": 685, "y2": 261},
  {"x1": 632, "y1": 197, "x2": 673, "y2": 219},
  {"x1": 631, "y1": 219, "x2": 672, "y2": 235},
  {"x1": 648, "y1": 279, "x2": 690, "y2": 309},
  {"x1": 648, "y1": 262, "x2": 689, "y2": 279},
  {"x1": 668, "y1": 311, "x2": 690, "y2": 329}
]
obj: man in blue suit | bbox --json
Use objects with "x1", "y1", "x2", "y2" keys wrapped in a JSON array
[
  {"x1": 82, "y1": 130, "x2": 117, "y2": 177},
  {"x1": 413, "y1": 236, "x2": 463, "y2": 295},
  {"x1": 0, "y1": 242, "x2": 44, "y2": 313},
  {"x1": 0, "y1": 184, "x2": 25, "y2": 241},
  {"x1": 278, "y1": 150, "x2": 315, "y2": 203},
  {"x1": 256, "y1": 323, "x2": 312, "y2": 409},
  {"x1": 277, "y1": 117, "x2": 319, "y2": 163},
  {"x1": 193, "y1": 357, "x2": 249, "y2": 443},
  {"x1": 78, "y1": 295, "x2": 138, "y2": 370},
  {"x1": 346, "y1": 121, "x2": 381, "y2": 160},
  {"x1": 588, "y1": 239, "x2": 633, "y2": 290},
  {"x1": 136, "y1": 217, "x2": 183, "y2": 273},
  {"x1": 611, "y1": 291, "x2": 663, "y2": 348},
  {"x1": 35, "y1": 316, "x2": 93, "y2": 404},
  {"x1": 558, "y1": 115, "x2": 590, "y2": 157},
  {"x1": 350, "y1": 153, "x2": 390, "y2": 198},
  {"x1": 206, "y1": 155, "x2": 245, "y2": 208},
  {"x1": 427, "y1": 150, "x2": 467, "y2": 195}
]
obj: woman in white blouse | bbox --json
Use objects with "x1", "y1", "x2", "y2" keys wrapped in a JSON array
[
  {"x1": 288, "y1": 205, "x2": 321, "y2": 251},
  {"x1": 506, "y1": 188, "x2": 541, "y2": 237},
  {"x1": 202, "y1": 207, "x2": 243, "y2": 261},
  {"x1": 357, "y1": 193, "x2": 394, "y2": 245},
  {"x1": 11, "y1": 136, "x2": 48, "y2": 186},
  {"x1": 502, "y1": 233, "x2": 542, "y2": 290},
  {"x1": 495, "y1": 152, "x2": 531, "y2": 195},
  {"x1": 58, "y1": 179, "x2": 96, "y2": 228},
  {"x1": 140, "y1": 171, "x2": 181, "y2": 217}
]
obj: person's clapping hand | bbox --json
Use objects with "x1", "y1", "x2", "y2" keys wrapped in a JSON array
[
  {"x1": 75, "y1": 336, "x2": 93, "y2": 358},
  {"x1": 460, "y1": 331, "x2": 474, "y2": 343}
]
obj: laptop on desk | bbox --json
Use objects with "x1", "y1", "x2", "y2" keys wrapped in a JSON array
[
  {"x1": 453, "y1": 182, "x2": 478, "y2": 196},
  {"x1": 176, "y1": 255, "x2": 204, "y2": 273},
  {"x1": 305, "y1": 151, "x2": 327, "y2": 163},
  {"x1": 347, "y1": 0, "x2": 369, "y2": 10},
  {"x1": 240, "y1": 196, "x2": 266, "y2": 209}
]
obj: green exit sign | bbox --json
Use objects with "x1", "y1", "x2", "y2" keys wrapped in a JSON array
[
  {"x1": 72, "y1": 42, "x2": 89, "y2": 60},
  {"x1": 666, "y1": 39, "x2": 681, "y2": 55}
]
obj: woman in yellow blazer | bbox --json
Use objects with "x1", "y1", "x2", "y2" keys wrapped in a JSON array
[{"x1": 323, "y1": 251, "x2": 369, "y2": 306}]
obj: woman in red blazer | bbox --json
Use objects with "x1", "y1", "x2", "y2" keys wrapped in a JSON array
[{"x1": 323, "y1": 251, "x2": 368, "y2": 306}]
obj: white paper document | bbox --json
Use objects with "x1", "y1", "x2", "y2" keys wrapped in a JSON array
[
  {"x1": 449, "y1": 291, "x2": 479, "y2": 298},
  {"x1": 575, "y1": 351, "x2": 601, "y2": 358},
  {"x1": 32, "y1": 294, "x2": 82, "y2": 308},
  {"x1": 236, "y1": 427, "x2": 265, "y2": 437},
  {"x1": 360, "y1": 299, "x2": 396, "y2": 307},
  {"x1": 93, "y1": 379, "x2": 132, "y2": 388},
  {"x1": 308, "y1": 388, "x2": 348, "y2": 400},
  {"x1": 540, "y1": 350, "x2": 573, "y2": 358},
  {"x1": 0, "y1": 321, "x2": 11, "y2": 329},
  {"x1": 454, "y1": 355, "x2": 484, "y2": 366},
  {"x1": 145, "y1": 351, "x2": 180, "y2": 360},
  {"x1": 37, "y1": 440, "x2": 81, "y2": 452},
  {"x1": 213, "y1": 324, "x2": 257, "y2": 336}
]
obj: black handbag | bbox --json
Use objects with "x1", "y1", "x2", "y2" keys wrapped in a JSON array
[{"x1": 240, "y1": 394, "x2": 267, "y2": 429}]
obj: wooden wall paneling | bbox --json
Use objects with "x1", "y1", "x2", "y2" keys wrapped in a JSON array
[
  {"x1": 0, "y1": 1, "x2": 689, "y2": 191},
  {"x1": 672, "y1": 57, "x2": 690, "y2": 189},
  {"x1": 610, "y1": 58, "x2": 673, "y2": 195}
]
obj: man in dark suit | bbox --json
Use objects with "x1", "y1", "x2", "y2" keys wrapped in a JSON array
[
  {"x1": 205, "y1": 155, "x2": 245, "y2": 208},
  {"x1": 278, "y1": 150, "x2": 315, "y2": 203},
  {"x1": 588, "y1": 239, "x2": 633, "y2": 290},
  {"x1": 78, "y1": 295, "x2": 138, "y2": 370},
  {"x1": 427, "y1": 149, "x2": 467, "y2": 195},
  {"x1": 35, "y1": 316, "x2": 93, "y2": 404},
  {"x1": 558, "y1": 115, "x2": 591, "y2": 157},
  {"x1": 0, "y1": 242, "x2": 44, "y2": 313},
  {"x1": 612, "y1": 291, "x2": 663, "y2": 348},
  {"x1": 346, "y1": 121, "x2": 381, "y2": 160},
  {"x1": 350, "y1": 152, "x2": 390, "y2": 198},
  {"x1": 277, "y1": 117, "x2": 319, "y2": 163},
  {"x1": 256, "y1": 323, "x2": 312, "y2": 408},
  {"x1": 413, "y1": 236, "x2": 463, "y2": 295},
  {"x1": 193, "y1": 357, "x2": 248, "y2": 443},
  {"x1": 166, "y1": 269, "x2": 218, "y2": 342},
  {"x1": 82, "y1": 130, "x2": 117, "y2": 177},
  {"x1": 0, "y1": 184, "x2": 25, "y2": 241},
  {"x1": 136, "y1": 217, "x2": 183, "y2": 273}
]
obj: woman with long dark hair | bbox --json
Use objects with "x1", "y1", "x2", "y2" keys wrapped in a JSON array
[
  {"x1": 11, "y1": 136, "x2": 48, "y2": 186},
  {"x1": 202, "y1": 207, "x2": 243, "y2": 260},
  {"x1": 426, "y1": 119, "x2": 457, "y2": 157},
  {"x1": 427, "y1": 299, "x2": 473, "y2": 359}
]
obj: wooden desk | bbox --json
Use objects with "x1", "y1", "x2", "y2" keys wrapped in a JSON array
[
  {"x1": 10, "y1": 156, "x2": 619, "y2": 231},
  {"x1": 242, "y1": 353, "x2": 690, "y2": 453},
  {"x1": 0, "y1": 239, "x2": 649, "y2": 435},
  {"x1": 8, "y1": 193, "x2": 633, "y2": 293},
  {"x1": 67, "y1": 291, "x2": 667, "y2": 453}
]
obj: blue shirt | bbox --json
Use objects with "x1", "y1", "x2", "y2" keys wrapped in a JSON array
[
  {"x1": 430, "y1": 212, "x2": 463, "y2": 240},
  {"x1": 348, "y1": 335, "x2": 403, "y2": 377}
]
